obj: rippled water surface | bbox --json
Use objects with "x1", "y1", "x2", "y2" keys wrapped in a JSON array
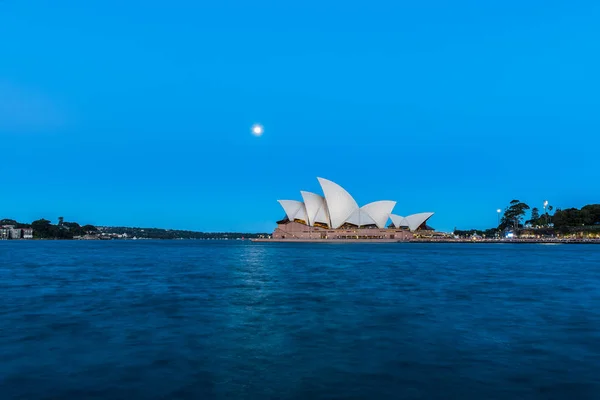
[{"x1": 1, "y1": 241, "x2": 600, "y2": 399}]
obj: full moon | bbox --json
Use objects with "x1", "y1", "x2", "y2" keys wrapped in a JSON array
[{"x1": 251, "y1": 124, "x2": 264, "y2": 137}]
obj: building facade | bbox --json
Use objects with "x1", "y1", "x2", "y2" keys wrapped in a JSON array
[
  {"x1": 0, "y1": 225, "x2": 34, "y2": 239},
  {"x1": 9, "y1": 226, "x2": 22, "y2": 239},
  {"x1": 272, "y1": 221, "x2": 414, "y2": 241}
]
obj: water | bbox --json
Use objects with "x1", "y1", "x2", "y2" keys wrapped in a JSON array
[{"x1": 1, "y1": 241, "x2": 599, "y2": 399}]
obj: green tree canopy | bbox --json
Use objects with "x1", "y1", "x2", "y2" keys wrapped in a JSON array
[
  {"x1": 500, "y1": 200, "x2": 530, "y2": 231},
  {"x1": 553, "y1": 204, "x2": 600, "y2": 228}
]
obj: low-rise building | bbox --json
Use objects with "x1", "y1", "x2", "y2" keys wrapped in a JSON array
[
  {"x1": 0, "y1": 225, "x2": 34, "y2": 239},
  {"x1": 9, "y1": 227, "x2": 22, "y2": 239}
]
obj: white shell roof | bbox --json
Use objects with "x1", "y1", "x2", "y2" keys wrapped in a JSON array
[
  {"x1": 389, "y1": 214, "x2": 406, "y2": 228},
  {"x1": 360, "y1": 201, "x2": 396, "y2": 229},
  {"x1": 301, "y1": 191, "x2": 330, "y2": 227},
  {"x1": 277, "y1": 178, "x2": 433, "y2": 231},
  {"x1": 277, "y1": 200, "x2": 308, "y2": 223},
  {"x1": 405, "y1": 212, "x2": 434, "y2": 231},
  {"x1": 317, "y1": 177, "x2": 359, "y2": 229},
  {"x1": 346, "y1": 208, "x2": 377, "y2": 227},
  {"x1": 390, "y1": 212, "x2": 434, "y2": 231}
]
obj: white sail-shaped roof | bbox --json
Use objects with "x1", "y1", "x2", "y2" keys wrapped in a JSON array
[
  {"x1": 314, "y1": 205, "x2": 330, "y2": 226},
  {"x1": 277, "y1": 200, "x2": 308, "y2": 223},
  {"x1": 301, "y1": 191, "x2": 330, "y2": 227},
  {"x1": 405, "y1": 212, "x2": 434, "y2": 231},
  {"x1": 317, "y1": 177, "x2": 359, "y2": 229},
  {"x1": 389, "y1": 214, "x2": 406, "y2": 228},
  {"x1": 360, "y1": 201, "x2": 396, "y2": 229},
  {"x1": 390, "y1": 212, "x2": 434, "y2": 231},
  {"x1": 346, "y1": 209, "x2": 377, "y2": 227}
]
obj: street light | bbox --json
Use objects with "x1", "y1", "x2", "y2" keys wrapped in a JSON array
[
  {"x1": 496, "y1": 209, "x2": 502, "y2": 238},
  {"x1": 543, "y1": 200, "x2": 549, "y2": 226}
]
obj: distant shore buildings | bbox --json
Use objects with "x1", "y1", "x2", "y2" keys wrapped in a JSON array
[
  {"x1": 266, "y1": 177, "x2": 437, "y2": 241},
  {"x1": 0, "y1": 225, "x2": 33, "y2": 240},
  {"x1": 74, "y1": 231, "x2": 131, "y2": 240}
]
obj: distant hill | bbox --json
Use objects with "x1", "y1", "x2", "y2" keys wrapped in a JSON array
[
  {"x1": 97, "y1": 226, "x2": 270, "y2": 240},
  {"x1": 0, "y1": 219, "x2": 30, "y2": 228},
  {"x1": 1, "y1": 218, "x2": 269, "y2": 240}
]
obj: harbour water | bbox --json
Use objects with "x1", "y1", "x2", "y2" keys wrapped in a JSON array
[{"x1": 1, "y1": 241, "x2": 599, "y2": 399}]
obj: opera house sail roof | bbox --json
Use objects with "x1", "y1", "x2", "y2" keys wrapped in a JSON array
[
  {"x1": 277, "y1": 177, "x2": 434, "y2": 231},
  {"x1": 300, "y1": 191, "x2": 330, "y2": 227},
  {"x1": 389, "y1": 213, "x2": 435, "y2": 231}
]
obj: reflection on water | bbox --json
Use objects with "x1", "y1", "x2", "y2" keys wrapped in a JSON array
[{"x1": 1, "y1": 241, "x2": 600, "y2": 399}]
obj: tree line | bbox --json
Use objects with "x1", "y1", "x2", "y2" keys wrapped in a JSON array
[
  {"x1": 30, "y1": 218, "x2": 99, "y2": 239},
  {"x1": 1, "y1": 217, "x2": 269, "y2": 239},
  {"x1": 454, "y1": 202, "x2": 600, "y2": 237},
  {"x1": 0, "y1": 217, "x2": 99, "y2": 239},
  {"x1": 98, "y1": 226, "x2": 269, "y2": 239},
  {"x1": 499, "y1": 201, "x2": 600, "y2": 230},
  {"x1": 553, "y1": 205, "x2": 600, "y2": 228}
]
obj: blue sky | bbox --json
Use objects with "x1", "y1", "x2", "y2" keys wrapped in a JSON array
[{"x1": 1, "y1": 1, "x2": 599, "y2": 232}]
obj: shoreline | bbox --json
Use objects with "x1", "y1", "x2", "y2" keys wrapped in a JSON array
[
  {"x1": 252, "y1": 238, "x2": 600, "y2": 244},
  {"x1": 3, "y1": 238, "x2": 599, "y2": 244}
]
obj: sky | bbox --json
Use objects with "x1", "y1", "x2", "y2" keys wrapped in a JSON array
[{"x1": 1, "y1": 1, "x2": 599, "y2": 232}]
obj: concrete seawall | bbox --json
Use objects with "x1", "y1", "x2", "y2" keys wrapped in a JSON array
[
  {"x1": 251, "y1": 238, "x2": 404, "y2": 243},
  {"x1": 251, "y1": 238, "x2": 600, "y2": 244}
]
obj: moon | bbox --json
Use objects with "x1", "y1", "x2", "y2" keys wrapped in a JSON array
[{"x1": 251, "y1": 124, "x2": 264, "y2": 137}]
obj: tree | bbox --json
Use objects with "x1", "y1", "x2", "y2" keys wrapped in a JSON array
[
  {"x1": 542, "y1": 204, "x2": 554, "y2": 226},
  {"x1": 31, "y1": 219, "x2": 53, "y2": 238},
  {"x1": 82, "y1": 224, "x2": 98, "y2": 233},
  {"x1": 30, "y1": 218, "x2": 74, "y2": 239},
  {"x1": 529, "y1": 207, "x2": 540, "y2": 226},
  {"x1": 500, "y1": 200, "x2": 530, "y2": 232},
  {"x1": 552, "y1": 207, "x2": 595, "y2": 228},
  {"x1": 582, "y1": 204, "x2": 600, "y2": 225}
]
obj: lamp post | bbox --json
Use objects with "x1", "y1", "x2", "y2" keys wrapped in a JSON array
[
  {"x1": 543, "y1": 200, "x2": 549, "y2": 226},
  {"x1": 497, "y1": 209, "x2": 502, "y2": 238}
]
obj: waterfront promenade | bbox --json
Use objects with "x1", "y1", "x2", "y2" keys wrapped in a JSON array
[
  {"x1": 414, "y1": 238, "x2": 600, "y2": 244},
  {"x1": 252, "y1": 237, "x2": 600, "y2": 244}
]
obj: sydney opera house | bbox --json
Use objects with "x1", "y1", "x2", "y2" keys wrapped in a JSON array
[{"x1": 270, "y1": 177, "x2": 435, "y2": 241}]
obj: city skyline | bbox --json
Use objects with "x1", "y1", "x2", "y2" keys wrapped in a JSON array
[{"x1": 2, "y1": 1, "x2": 599, "y2": 232}]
